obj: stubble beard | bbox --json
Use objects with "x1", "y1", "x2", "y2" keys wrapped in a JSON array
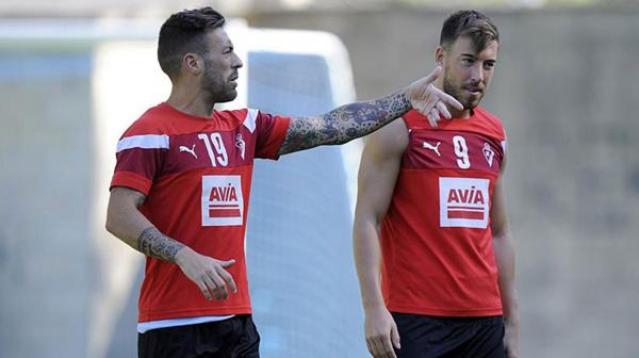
[
  {"x1": 202, "y1": 60, "x2": 238, "y2": 103},
  {"x1": 442, "y1": 74, "x2": 483, "y2": 110}
]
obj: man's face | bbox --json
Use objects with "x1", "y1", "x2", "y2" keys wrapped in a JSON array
[
  {"x1": 440, "y1": 36, "x2": 498, "y2": 110},
  {"x1": 200, "y1": 28, "x2": 243, "y2": 102}
]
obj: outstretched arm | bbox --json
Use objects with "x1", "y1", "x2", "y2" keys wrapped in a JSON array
[
  {"x1": 106, "y1": 187, "x2": 237, "y2": 301},
  {"x1": 490, "y1": 170, "x2": 520, "y2": 358},
  {"x1": 353, "y1": 120, "x2": 408, "y2": 358},
  {"x1": 278, "y1": 66, "x2": 462, "y2": 155}
]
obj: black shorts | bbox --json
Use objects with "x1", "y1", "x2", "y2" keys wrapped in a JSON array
[
  {"x1": 391, "y1": 312, "x2": 506, "y2": 358},
  {"x1": 138, "y1": 315, "x2": 260, "y2": 358}
]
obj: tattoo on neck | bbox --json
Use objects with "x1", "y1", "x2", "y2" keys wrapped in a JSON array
[
  {"x1": 137, "y1": 227, "x2": 184, "y2": 263},
  {"x1": 279, "y1": 91, "x2": 411, "y2": 154}
]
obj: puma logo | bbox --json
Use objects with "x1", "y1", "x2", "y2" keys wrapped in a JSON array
[
  {"x1": 179, "y1": 144, "x2": 198, "y2": 159},
  {"x1": 422, "y1": 141, "x2": 441, "y2": 157}
]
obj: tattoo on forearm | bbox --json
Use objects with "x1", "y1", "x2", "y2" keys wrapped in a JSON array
[
  {"x1": 137, "y1": 227, "x2": 184, "y2": 263},
  {"x1": 279, "y1": 91, "x2": 411, "y2": 154}
]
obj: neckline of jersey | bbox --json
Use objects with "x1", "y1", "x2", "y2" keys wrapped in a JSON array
[{"x1": 160, "y1": 102, "x2": 216, "y2": 121}]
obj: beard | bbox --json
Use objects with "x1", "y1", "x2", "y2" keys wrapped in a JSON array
[
  {"x1": 201, "y1": 74, "x2": 237, "y2": 103},
  {"x1": 201, "y1": 60, "x2": 238, "y2": 103},
  {"x1": 442, "y1": 76, "x2": 484, "y2": 110}
]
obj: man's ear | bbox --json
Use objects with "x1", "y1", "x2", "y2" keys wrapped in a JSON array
[
  {"x1": 435, "y1": 46, "x2": 445, "y2": 66},
  {"x1": 182, "y1": 53, "x2": 203, "y2": 76}
]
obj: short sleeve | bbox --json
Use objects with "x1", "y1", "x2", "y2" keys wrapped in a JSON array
[
  {"x1": 253, "y1": 111, "x2": 291, "y2": 159},
  {"x1": 109, "y1": 133, "x2": 168, "y2": 195}
]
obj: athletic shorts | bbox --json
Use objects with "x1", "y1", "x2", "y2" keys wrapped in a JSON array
[
  {"x1": 391, "y1": 312, "x2": 506, "y2": 358},
  {"x1": 138, "y1": 315, "x2": 260, "y2": 358}
]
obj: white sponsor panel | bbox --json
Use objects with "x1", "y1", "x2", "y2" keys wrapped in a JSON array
[
  {"x1": 201, "y1": 175, "x2": 243, "y2": 226},
  {"x1": 439, "y1": 177, "x2": 489, "y2": 228}
]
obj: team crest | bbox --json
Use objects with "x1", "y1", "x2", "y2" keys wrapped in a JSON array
[
  {"x1": 235, "y1": 133, "x2": 246, "y2": 160},
  {"x1": 482, "y1": 143, "x2": 495, "y2": 167}
]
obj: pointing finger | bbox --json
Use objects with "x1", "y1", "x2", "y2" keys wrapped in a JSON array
[
  {"x1": 437, "y1": 89, "x2": 463, "y2": 111},
  {"x1": 423, "y1": 65, "x2": 442, "y2": 84}
]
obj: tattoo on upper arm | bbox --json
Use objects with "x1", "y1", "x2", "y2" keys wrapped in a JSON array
[
  {"x1": 279, "y1": 91, "x2": 411, "y2": 155},
  {"x1": 137, "y1": 227, "x2": 184, "y2": 263}
]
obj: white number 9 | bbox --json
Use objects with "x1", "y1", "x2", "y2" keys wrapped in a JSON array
[{"x1": 453, "y1": 135, "x2": 470, "y2": 169}]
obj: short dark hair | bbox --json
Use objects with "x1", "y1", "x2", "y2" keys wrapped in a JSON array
[
  {"x1": 157, "y1": 7, "x2": 226, "y2": 79},
  {"x1": 440, "y1": 10, "x2": 499, "y2": 53}
]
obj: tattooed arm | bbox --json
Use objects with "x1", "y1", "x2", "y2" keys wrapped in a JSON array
[
  {"x1": 278, "y1": 66, "x2": 463, "y2": 155},
  {"x1": 106, "y1": 187, "x2": 237, "y2": 300},
  {"x1": 105, "y1": 187, "x2": 183, "y2": 261}
]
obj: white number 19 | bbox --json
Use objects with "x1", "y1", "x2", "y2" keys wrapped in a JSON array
[{"x1": 198, "y1": 132, "x2": 228, "y2": 167}]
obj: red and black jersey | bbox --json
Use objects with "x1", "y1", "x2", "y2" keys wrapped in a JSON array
[
  {"x1": 381, "y1": 107, "x2": 506, "y2": 317},
  {"x1": 110, "y1": 102, "x2": 290, "y2": 322}
]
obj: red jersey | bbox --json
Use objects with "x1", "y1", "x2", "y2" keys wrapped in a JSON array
[
  {"x1": 110, "y1": 103, "x2": 290, "y2": 322},
  {"x1": 381, "y1": 107, "x2": 506, "y2": 317}
]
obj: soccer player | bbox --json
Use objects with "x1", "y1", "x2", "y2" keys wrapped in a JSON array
[
  {"x1": 353, "y1": 10, "x2": 520, "y2": 358},
  {"x1": 105, "y1": 7, "x2": 462, "y2": 358}
]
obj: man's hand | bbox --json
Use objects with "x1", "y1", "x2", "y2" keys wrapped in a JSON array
[
  {"x1": 504, "y1": 318, "x2": 520, "y2": 358},
  {"x1": 174, "y1": 247, "x2": 238, "y2": 301},
  {"x1": 406, "y1": 66, "x2": 464, "y2": 127},
  {"x1": 364, "y1": 305, "x2": 401, "y2": 358}
]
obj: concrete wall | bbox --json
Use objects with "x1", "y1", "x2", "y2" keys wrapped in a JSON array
[{"x1": 251, "y1": 7, "x2": 639, "y2": 358}]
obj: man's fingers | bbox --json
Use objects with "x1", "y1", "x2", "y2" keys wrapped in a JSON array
[
  {"x1": 206, "y1": 270, "x2": 228, "y2": 300},
  {"x1": 220, "y1": 259, "x2": 236, "y2": 268},
  {"x1": 423, "y1": 94, "x2": 438, "y2": 114},
  {"x1": 203, "y1": 273, "x2": 225, "y2": 300},
  {"x1": 198, "y1": 283, "x2": 212, "y2": 301},
  {"x1": 391, "y1": 323, "x2": 401, "y2": 350},
  {"x1": 437, "y1": 89, "x2": 463, "y2": 111},
  {"x1": 366, "y1": 338, "x2": 375, "y2": 357},
  {"x1": 371, "y1": 336, "x2": 387, "y2": 357},
  {"x1": 382, "y1": 334, "x2": 398, "y2": 358},
  {"x1": 430, "y1": 109, "x2": 441, "y2": 126},
  {"x1": 198, "y1": 277, "x2": 214, "y2": 301},
  {"x1": 367, "y1": 337, "x2": 379, "y2": 357},
  {"x1": 217, "y1": 267, "x2": 238, "y2": 294},
  {"x1": 437, "y1": 101, "x2": 451, "y2": 119},
  {"x1": 427, "y1": 112, "x2": 438, "y2": 128},
  {"x1": 423, "y1": 65, "x2": 442, "y2": 84},
  {"x1": 369, "y1": 334, "x2": 396, "y2": 358}
]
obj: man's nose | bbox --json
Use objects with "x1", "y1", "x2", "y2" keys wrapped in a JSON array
[
  {"x1": 470, "y1": 64, "x2": 483, "y2": 82},
  {"x1": 233, "y1": 53, "x2": 243, "y2": 69}
]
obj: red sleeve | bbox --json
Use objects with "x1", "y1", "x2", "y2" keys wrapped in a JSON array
[
  {"x1": 254, "y1": 111, "x2": 291, "y2": 160},
  {"x1": 109, "y1": 132, "x2": 167, "y2": 195}
]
